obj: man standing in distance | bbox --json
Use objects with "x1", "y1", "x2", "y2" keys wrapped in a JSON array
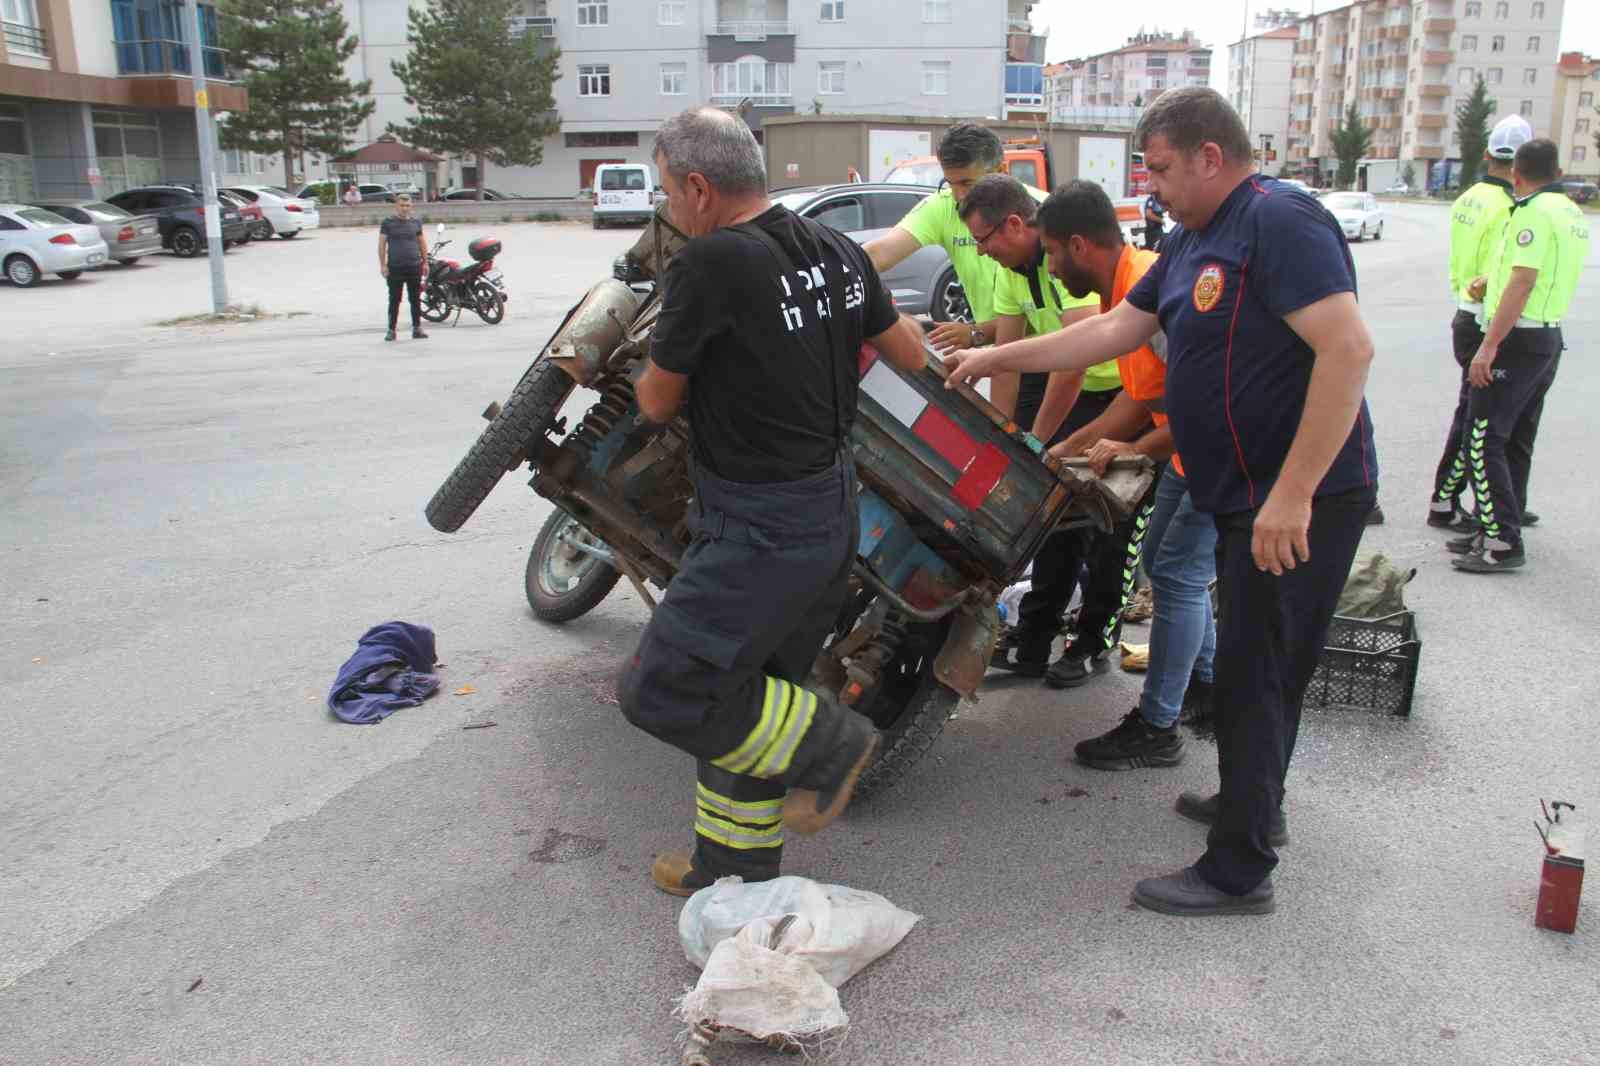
[
  {"x1": 378, "y1": 193, "x2": 429, "y2": 342},
  {"x1": 945, "y1": 88, "x2": 1378, "y2": 916},
  {"x1": 1428, "y1": 115, "x2": 1531, "y2": 531},
  {"x1": 619, "y1": 108, "x2": 928, "y2": 897}
]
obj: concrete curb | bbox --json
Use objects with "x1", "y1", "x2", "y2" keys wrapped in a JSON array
[{"x1": 313, "y1": 200, "x2": 594, "y2": 228}]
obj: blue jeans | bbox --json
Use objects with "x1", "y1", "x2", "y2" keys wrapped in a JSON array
[{"x1": 1138, "y1": 466, "x2": 1217, "y2": 729}]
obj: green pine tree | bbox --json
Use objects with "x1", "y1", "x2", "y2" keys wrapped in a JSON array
[
  {"x1": 1330, "y1": 102, "x2": 1374, "y2": 189},
  {"x1": 389, "y1": 0, "x2": 563, "y2": 200},
  {"x1": 1455, "y1": 78, "x2": 1496, "y2": 188},
  {"x1": 217, "y1": 0, "x2": 375, "y2": 188}
]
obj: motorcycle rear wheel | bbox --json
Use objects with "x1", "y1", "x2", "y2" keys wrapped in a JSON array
[
  {"x1": 524, "y1": 509, "x2": 622, "y2": 622},
  {"x1": 473, "y1": 281, "x2": 506, "y2": 324},
  {"x1": 425, "y1": 358, "x2": 575, "y2": 533},
  {"x1": 845, "y1": 617, "x2": 961, "y2": 802}
]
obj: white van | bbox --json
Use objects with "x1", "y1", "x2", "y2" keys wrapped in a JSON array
[{"x1": 592, "y1": 163, "x2": 656, "y2": 228}]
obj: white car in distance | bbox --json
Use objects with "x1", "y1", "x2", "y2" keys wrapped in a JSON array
[
  {"x1": 224, "y1": 185, "x2": 320, "y2": 240},
  {"x1": 0, "y1": 204, "x2": 110, "y2": 287},
  {"x1": 1321, "y1": 191, "x2": 1385, "y2": 242}
]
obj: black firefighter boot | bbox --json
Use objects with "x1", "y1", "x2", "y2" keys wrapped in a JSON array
[{"x1": 782, "y1": 707, "x2": 880, "y2": 836}]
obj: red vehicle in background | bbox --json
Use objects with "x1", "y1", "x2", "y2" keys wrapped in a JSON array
[{"x1": 1130, "y1": 152, "x2": 1149, "y2": 197}]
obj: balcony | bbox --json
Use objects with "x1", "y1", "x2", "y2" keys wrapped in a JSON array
[
  {"x1": 1423, "y1": 17, "x2": 1455, "y2": 33},
  {"x1": 1417, "y1": 112, "x2": 1447, "y2": 127},
  {"x1": 1419, "y1": 82, "x2": 1450, "y2": 97},
  {"x1": 710, "y1": 93, "x2": 791, "y2": 107},
  {"x1": 1422, "y1": 50, "x2": 1454, "y2": 64},
  {"x1": 3, "y1": 20, "x2": 47, "y2": 57},
  {"x1": 1384, "y1": 25, "x2": 1410, "y2": 39},
  {"x1": 1295, "y1": 39, "x2": 1315, "y2": 54},
  {"x1": 507, "y1": 16, "x2": 556, "y2": 39},
  {"x1": 115, "y1": 37, "x2": 230, "y2": 80},
  {"x1": 1380, "y1": 115, "x2": 1402, "y2": 129},
  {"x1": 1414, "y1": 145, "x2": 1445, "y2": 159},
  {"x1": 1008, "y1": 15, "x2": 1033, "y2": 32},
  {"x1": 711, "y1": 21, "x2": 794, "y2": 40}
]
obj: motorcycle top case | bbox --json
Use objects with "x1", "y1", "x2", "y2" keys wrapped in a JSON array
[{"x1": 468, "y1": 236, "x2": 502, "y2": 262}]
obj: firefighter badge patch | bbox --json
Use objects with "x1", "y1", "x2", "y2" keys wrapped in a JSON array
[{"x1": 1192, "y1": 263, "x2": 1226, "y2": 313}]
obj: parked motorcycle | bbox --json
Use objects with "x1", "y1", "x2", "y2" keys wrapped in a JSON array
[
  {"x1": 426, "y1": 208, "x2": 1153, "y2": 799},
  {"x1": 422, "y1": 223, "x2": 508, "y2": 325}
]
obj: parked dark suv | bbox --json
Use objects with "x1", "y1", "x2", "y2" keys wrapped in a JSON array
[
  {"x1": 1560, "y1": 179, "x2": 1598, "y2": 205},
  {"x1": 105, "y1": 185, "x2": 249, "y2": 258}
]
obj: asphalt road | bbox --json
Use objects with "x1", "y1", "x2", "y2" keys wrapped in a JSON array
[{"x1": 1, "y1": 203, "x2": 1596, "y2": 1066}]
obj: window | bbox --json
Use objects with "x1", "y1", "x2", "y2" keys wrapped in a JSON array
[
  {"x1": 1465, "y1": 0, "x2": 1480, "y2": 14},
  {"x1": 578, "y1": 64, "x2": 611, "y2": 96},
  {"x1": 922, "y1": 60, "x2": 950, "y2": 94},
  {"x1": 1580, "y1": 119, "x2": 1593, "y2": 134},
  {"x1": 808, "y1": 196, "x2": 864, "y2": 231},
  {"x1": 1, "y1": 0, "x2": 44, "y2": 55},
  {"x1": 1519, "y1": 99, "x2": 1532, "y2": 114},
  {"x1": 817, "y1": 60, "x2": 845, "y2": 94},
  {"x1": 1583, "y1": 92, "x2": 1595, "y2": 107},
  {"x1": 1523, "y1": 68, "x2": 1536, "y2": 85},
  {"x1": 577, "y1": 1, "x2": 607, "y2": 26},
  {"x1": 820, "y1": 0, "x2": 844, "y2": 20},
  {"x1": 1490, "y1": 35, "x2": 1504, "y2": 51},
  {"x1": 658, "y1": 0, "x2": 684, "y2": 23},
  {"x1": 1531, "y1": 1, "x2": 1544, "y2": 15},
  {"x1": 565, "y1": 131, "x2": 638, "y2": 147},
  {"x1": 1458, "y1": 66, "x2": 1476, "y2": 85},
  {"x1": 923, "y1": 0, "x2": 950, "y2": 23},
  {"x1": 1404, "y1": 131, "x2": 1412, "y2": 145},
  {"x1": 867, "y1": 191, "x2": 925, "y2": 230},
  {"x1": 1494, "y1": 0, "x2": 1507, "y2": 15},
  {"x1": 1527, "y1": 36, "x2": 1539, "y2": 52},
  {"x1": 1487, "y1": 67, "x2": 1502, "y2": 84},
  {"x1": 1461, "y1": 35, "x2": 1477, "y2": 50},
  {"x1": 712, "y1": 57, "x2": 791, "y2": 100},
  {"x1": 660, "y1": 61, "x2": 686, "y2": 95},
  {"x1": 1575, "y1": 146, "x2": 1588, "y2": 162}
]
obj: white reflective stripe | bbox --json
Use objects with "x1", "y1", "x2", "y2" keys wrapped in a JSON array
[
  {"x1": 861, "y1": 359, "x2": 927, "y2": 427},
  {"x1": 713, "y1": 677, "x2": 786, "y2": 773},
  {"x1": 695, "y1": 811, "x2": 784, "y2": 849},
  {"x1": 1515, "y1": 316, "x2": 1559, "y2": 328},
  {"x1": 753, "y1": 687, "x2": 817, "y2": 778},
  {"x1": 695, "y1": 783, "x2": 782, "y2": 822},
  {"x1": 1458, "y1": 299, "x2": 1484, "y2": 314}
]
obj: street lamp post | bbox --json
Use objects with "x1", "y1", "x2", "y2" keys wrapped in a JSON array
[{"x1": 185, "y1": 0, "x2": 228, "y2": 313}]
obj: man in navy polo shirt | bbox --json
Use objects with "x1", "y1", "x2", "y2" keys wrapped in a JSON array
[{"x1": 944, "y1": 87, "x2": 1377, "y2": 916}]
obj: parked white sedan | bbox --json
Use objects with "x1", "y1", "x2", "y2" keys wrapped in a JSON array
[
  {"x1": 1321, "y1": 191, "x2": 1385, "y2": 242},
  {"x1": 224, "y1": 185, "x2": 320, "y2": 240},
  {"x1": 0, "y1": 204, "x2": 110, "y2": 287}
]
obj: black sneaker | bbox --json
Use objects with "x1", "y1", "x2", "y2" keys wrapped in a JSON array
[
  {"x1": 1132, "y1": 865, "x2": 1275, "y2": 916},
  {"x1": 383, "y1": 328, "x2": 396, "y2": 342},
  {"x1": 1452, "y1": 541, "x2": 1526, "y2": 573},
  {"x1": 1074, "y1": 708, "x2": 1184, "y2": 771},
  {"x1": 1365, "y1": 503, "x2": 1385, "y2": 526},
  {"x1": 1426, "y1": 503, "x2": 1468, "y2": 529},
  {"x1": 1445, "y1": 531, "x2": 1481, "y2": 555},
  {"x1": 1045, "y1": 642, "x2": 1112, "y2": 689},
  {"x1": 1175, "y1": 790, "x2": 1289, "y2": 847},
  {"x1": 1522, "y1": 510, "x2": 1541, "y2": 527},
  {"x1": 412, "y1": 327, "x2": 429, "y2": 339},
  {"x1": 989, "y1": 631, "x2": 1049, "y2": 677}
]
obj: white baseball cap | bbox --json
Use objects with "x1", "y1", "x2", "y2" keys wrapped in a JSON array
[{"x1": 1487, "y1": 115, "x2": 1534, "y2": 160}]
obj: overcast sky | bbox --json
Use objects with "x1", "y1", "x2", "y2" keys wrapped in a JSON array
[{"x1": 1031, "y1": 0, "x2": 1600, "y2": 89}]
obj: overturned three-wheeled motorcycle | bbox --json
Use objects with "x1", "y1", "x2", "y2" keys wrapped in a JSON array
[{"x1": 426, "y1": 210, "x2": 1154, "y2": 799}]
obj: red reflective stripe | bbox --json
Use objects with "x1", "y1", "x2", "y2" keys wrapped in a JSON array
[
  {"x1": 911, "y1": 405, "x2": 977, "y2": 471},
  {"x1": 952, "y1": 444, "x2": 1009, "y2": 510},
  {"x1": 1224, "y1": 266, "x2": 1258, "y2": 509},
  {"x1": 858, "y1": 344, "x2": 878, "y2": 378}
]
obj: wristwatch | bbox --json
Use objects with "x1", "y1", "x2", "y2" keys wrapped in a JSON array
[{"x1": 970, "y1": 327, "x2": 988, "y2": 347}]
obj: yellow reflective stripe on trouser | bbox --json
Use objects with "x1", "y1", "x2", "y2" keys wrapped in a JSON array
[
  {"x1": 712, "y1": 676, "x2": 818, "y2": 778},
  {"x1": 712, "y1": 677, "x2": 788, "y2": 774},
  {"x1": 695, "y1": 782, "x2": 783, "y2": 822}
]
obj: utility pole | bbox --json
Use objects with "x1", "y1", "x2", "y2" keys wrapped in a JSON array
[{"x1": 185, "y1": 0, "x2": 228, "y2": 313}]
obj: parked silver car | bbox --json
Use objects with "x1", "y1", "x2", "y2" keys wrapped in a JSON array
[
  {"x1": 0, "y1": 204, "x2": 110, "y2": 287},
  {"x1": 771, "y1": 183, "x2": 968, "y2": 320},
  {"x1": 30, "y1": 199, "x2": 162, "y2": 265}
]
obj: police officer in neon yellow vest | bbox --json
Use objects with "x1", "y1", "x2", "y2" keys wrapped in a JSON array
[
  {"x1": 1428, "y1": 114, "x2": 1530, "y2": 531},
  {"x1": 866, "y1": 123, "x2": 1066, "y2": 431},
  {"x1": 1449, "y1": 138, "x2": 1590, "y2": 573}
]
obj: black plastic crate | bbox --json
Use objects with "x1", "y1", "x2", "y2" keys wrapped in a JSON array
[{"x1": 1306, "y1": 610, "x2": 1420, "y2": 716}]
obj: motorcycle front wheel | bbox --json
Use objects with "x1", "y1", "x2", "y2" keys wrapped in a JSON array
[
  {"x1": 524, "y1": 509, "x2": 622, "y2": 622},
  {"x1": 473, "y1": 280, "x2": 506, "y2": 325},
  {"x1": 420, "y1": 283, "x2": 451, "y2": 323}
]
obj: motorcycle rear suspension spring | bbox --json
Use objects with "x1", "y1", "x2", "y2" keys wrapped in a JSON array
[{"x1": 569, "y1": 377, "x2": 636, "y2": 455}]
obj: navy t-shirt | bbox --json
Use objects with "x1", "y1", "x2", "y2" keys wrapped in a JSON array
[{"x1": 1125, "y1": 175, "x2": 1378, "y2": 515}]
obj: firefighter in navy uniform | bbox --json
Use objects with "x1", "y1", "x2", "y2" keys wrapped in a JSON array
[{"x1": 620, "y1": 108, "x2": 928, "y2": 897}]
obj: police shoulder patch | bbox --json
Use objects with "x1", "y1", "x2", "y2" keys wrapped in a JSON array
[
  {"x1": 1516, "y1": 228, "x2": 1534, "y2": 247},
  {"x1": 1192, "y1": 263, "x2": 1226, "y2": 313}
]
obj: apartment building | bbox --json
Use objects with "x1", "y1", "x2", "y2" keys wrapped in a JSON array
[
  {"x1": 1227, "y1": 26, "x2": 1298, "y2": 171},
  {"x1": 300, "y1": 0, "x2": 1034, "y2": 197},
  {"x1": 1550, "y1": 50, "x2": 1597, "y2": 178},
  {"x1": 0, "y1": 0, "x2": 245, "y2": 201},
  {"x1": 1045, "y1": 29, "x2": 1213, "y2": 128},
  {"x1": 1284, "y1": 0, "x2": 1566, "y2": 189}
]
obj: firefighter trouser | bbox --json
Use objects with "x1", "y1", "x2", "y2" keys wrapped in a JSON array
[
  {"x1": 1463, "y1": 326, "x2": 1561, "y2": 548},
  {"x1": 618, "y1": 453, "x2": 860, "y2": 881}
]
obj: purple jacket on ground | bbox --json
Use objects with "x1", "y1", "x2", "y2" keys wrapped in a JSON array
[{"x1": 328, "y1": 621, "x2": 441, "y2": 724}]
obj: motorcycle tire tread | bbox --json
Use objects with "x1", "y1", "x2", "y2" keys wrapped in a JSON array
[
  {"x1": 852, "y1": 668, "x2": 960, "y2": 803},
  {"x1": 425, "y1": 359, "x2": 574, "y2": 533}
]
